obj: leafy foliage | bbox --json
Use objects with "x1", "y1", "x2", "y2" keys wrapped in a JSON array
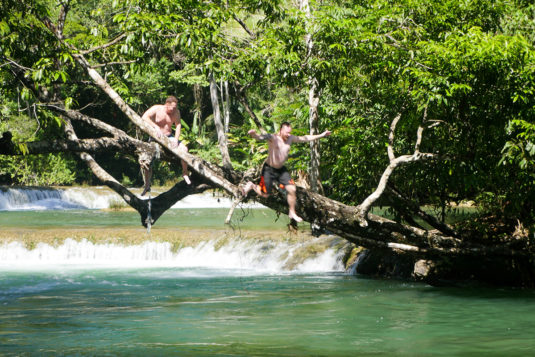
[{"x1": 1, "y1": 0, "x2": 534, "y2": 232}]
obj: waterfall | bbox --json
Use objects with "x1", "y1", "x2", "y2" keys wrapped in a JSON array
[
  {"x1": 0, "y1": 187, "x2": 118, "y2": 210},
  {"x1": 0, "y1": 186, "x2": 264, "y2": 211},
  {"x1": 0, "y1": 237, "x2": 349, "y2": 273}
]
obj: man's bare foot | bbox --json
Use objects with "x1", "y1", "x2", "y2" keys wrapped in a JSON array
[
  {"x1": 183, "y1": 175, "x2": 191, "y2": 185},
  {"x1": 288, "y1": 212, "x2": 303, "y2": 223}
]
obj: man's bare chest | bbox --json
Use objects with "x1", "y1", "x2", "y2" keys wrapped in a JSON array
[
  {"x1": 271, "y1": 137, "x2": 291, "y2": 153},
  {"x1": 154, "y1": 112, "x2": 173, "y2": 125}
]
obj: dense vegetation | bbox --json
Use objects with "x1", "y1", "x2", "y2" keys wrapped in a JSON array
[{"x1": 1, "y1": 0, "x2": 534, "y2": 238}]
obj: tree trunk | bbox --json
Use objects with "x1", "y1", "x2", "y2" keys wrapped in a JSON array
[
  {"x1": 300, "y1": 0, "x2": 324, "y2": 195},
  {"x1": 222, "y1": 80, "x2": 230, "y2": 133},
  {"x1": 209, "y1": 72, "x2": 232, "y2": 169},
  {"x1": 308, "y1": 78, "x2": 323, "y2": 194},
  {"x1": 193, "y1": 83, "x2": 203, "y2": 136}
]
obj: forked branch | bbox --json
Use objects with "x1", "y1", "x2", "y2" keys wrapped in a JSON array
[{"x1": 358, "y1": 108, "x2": 436, "y2": 221}]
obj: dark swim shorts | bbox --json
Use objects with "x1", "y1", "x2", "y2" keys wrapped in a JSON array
[
  {"x1": 258, "y1": 163, "x2": 295, "y2": 194},
  {"x1": 148, "y1": 134, "x2": 181, "y2": 145}
]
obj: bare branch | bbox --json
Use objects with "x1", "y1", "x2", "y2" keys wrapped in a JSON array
[
  {"x1": 0, "y1": 136, "x2": 144, "y2": 156},
  {"x1": 91, "y1": 60, "x2": 136, "y2": 68},
  {"x1": 232, "y1": 15, "x2": 256, "y2": 39},
  {"x1": 209, "y1": 72, "x2": 233, "y2": 169},
  {"x1": 57, "y1": 0, "x2": 70, "y2": 37},
  {"x1": 32, "y1": 104, "x2": 41, "y2": 136},
  {"x1": 79, "y1": 33, "x2": 128, "y2": 55},
  {"x1": 386, "y1": 185, "x2": 459, "y2": 237},
  {"x1": 1, "y1": 57, "x2": 33, "y2": 71},
  {"x1": 359, "y1": 108, "x2": 436, "y2": 221},
  {"x1": 414, "y1": 105, "x2": 428, "y2": 153},
  {"x1": 44, "y1": 104, "x2": 130, "y2": 138},
  {"x1": 388, "y1": 112, "x2": 402, "y2": 161},
  {"x1": 234, "y1": 82, "x2": 266, "y2": 133}
]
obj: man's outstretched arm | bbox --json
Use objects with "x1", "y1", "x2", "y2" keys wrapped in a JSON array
[
  {"x1": 291, "y1": 130, "x2": 332, "y2": 143},
  {"x1": 248, "y1": 129, "x2": 272, "y2": 141}
]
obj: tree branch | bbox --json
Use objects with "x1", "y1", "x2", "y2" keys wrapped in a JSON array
[
  {"x1": 388, "y1": 112, "x2": 402, "y2": 161},
  {"x1": 234, "y1": 82, "x2": 266, "y2": 133},
  {"x1": 79, "y1": 33, "x2": 128, "y2": 55},
  {"x1": 0, "y1": 135, "x2": 148, "y2": 156},
  {"x1": 36, "y1": 14, "x2": 242, "y2": 197},
  {"x1": 91, "y1": 60, "x2": 136, "y2": 68},
  {"x1": 57, "y1": 0, "x2": 70, "y2": 37},
  {"x1": 385, "y1": 185, "x2": 459, "y2": 237},
  {"x1": 232, "y1": 15, "x2": 256, "y2": 39},
  {"x1": 358, "y1": 109, "x2": 436, "y2": 221}
]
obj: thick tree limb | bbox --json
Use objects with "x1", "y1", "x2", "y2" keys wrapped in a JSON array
[
  {"x1": 57, "y1": 1, "x2": 69, "y2": 37},
  {"x1": 46, "y1": 105, "x2": 133, "y2": 139},
  {"x1": 0, "y1": 135, "x2": 149, "y2": 156},
  {"x1": 61, "y1": 118, "x2": 213, "y2": 226}
]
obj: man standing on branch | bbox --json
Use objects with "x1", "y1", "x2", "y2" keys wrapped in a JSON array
[
  {"x1": 140, "y1": 96, "x2": 190, "y2": 196},
  {"x1": 243, "y1": 122, "x2": 331, "y2": 222}
]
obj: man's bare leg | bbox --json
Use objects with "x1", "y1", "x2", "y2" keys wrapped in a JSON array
[
  {"x1": 179, "y1": 143, "x2": 191, "y2": 185},
  {"x1": 141, "y1": 166, "x2": 152, "y2": 196},
  {"x1": 242, "y1": 181, "x2": 269, "y2": 198},
  {"x1": 285, "y1": 184, "x2": 303, "y2": 222}
]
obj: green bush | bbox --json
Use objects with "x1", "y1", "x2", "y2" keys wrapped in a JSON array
[{"x1": 0, "y1": 153, "x2": 76, "y2": 186}]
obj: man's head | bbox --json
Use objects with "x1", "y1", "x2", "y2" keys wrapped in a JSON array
[
  {"x1": 279, "y1": 122, "x2": 292, "y2": 140},
  {"x1": 164, "y1": 96, "x2": 178, "y2": 114}
]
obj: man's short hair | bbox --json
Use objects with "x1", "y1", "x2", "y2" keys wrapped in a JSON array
[
  {"x1": 165, "y1": 96, "x2": 178, "y2": 104},
  {"x1": 281, "y1": 122, "x2": 291, "y2": 128}
]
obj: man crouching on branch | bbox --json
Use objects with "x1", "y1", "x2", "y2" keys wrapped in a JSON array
[
  {"x1": 140, "y1": 96, "x2": 190, "y2": 196},
  {"x1": 242, "y1": 122, "x2": 331, "y2": 222}
]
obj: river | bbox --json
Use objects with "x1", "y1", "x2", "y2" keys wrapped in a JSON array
[{"x1": 1, "y1": 186, "x2": 534, "y2": 356}]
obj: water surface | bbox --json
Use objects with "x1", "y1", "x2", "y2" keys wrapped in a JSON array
[
  {"x1": 1, "y1": 187, "x2": 534, "y2": 356},
  {"x1": 1, "y1": 269, "x2": 534, "y2": 356}
]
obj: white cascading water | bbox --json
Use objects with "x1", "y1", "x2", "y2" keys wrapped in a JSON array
[
  {"x1": 0, "y1": 186, "x2": 346, "y2": 273},
  {"x1": 0, "y1": 187, "x2": 118, "y2": 210},
  {"x1": 0, "y1": 238, "x2": 347, "y2": 273},
  {"x1": 0, "y1": 186, "x2": 264, "y2": 211}
]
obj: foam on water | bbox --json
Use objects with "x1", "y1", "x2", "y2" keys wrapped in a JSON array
[{"x1": 0, "y1": 238, "x2": 346, "y2": 274}]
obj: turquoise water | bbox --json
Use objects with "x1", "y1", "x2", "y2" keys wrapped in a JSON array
[
  {"x1": 1, "y1": 197, "x2": 535, "y2": 356},
  {"x1": 1, "y1": 268, "x2": 535, "y2": 356},
  {"x1": 0, "y1": 208, "x2": 289, "y2": 230}
]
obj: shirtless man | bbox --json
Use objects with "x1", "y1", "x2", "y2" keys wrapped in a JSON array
[
  {"x1": 243, "y1": 122, "x2": 331, "y2": 222},
  {"x1": 141, "y1": 96, "x2": 190, "y2": 196}
]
